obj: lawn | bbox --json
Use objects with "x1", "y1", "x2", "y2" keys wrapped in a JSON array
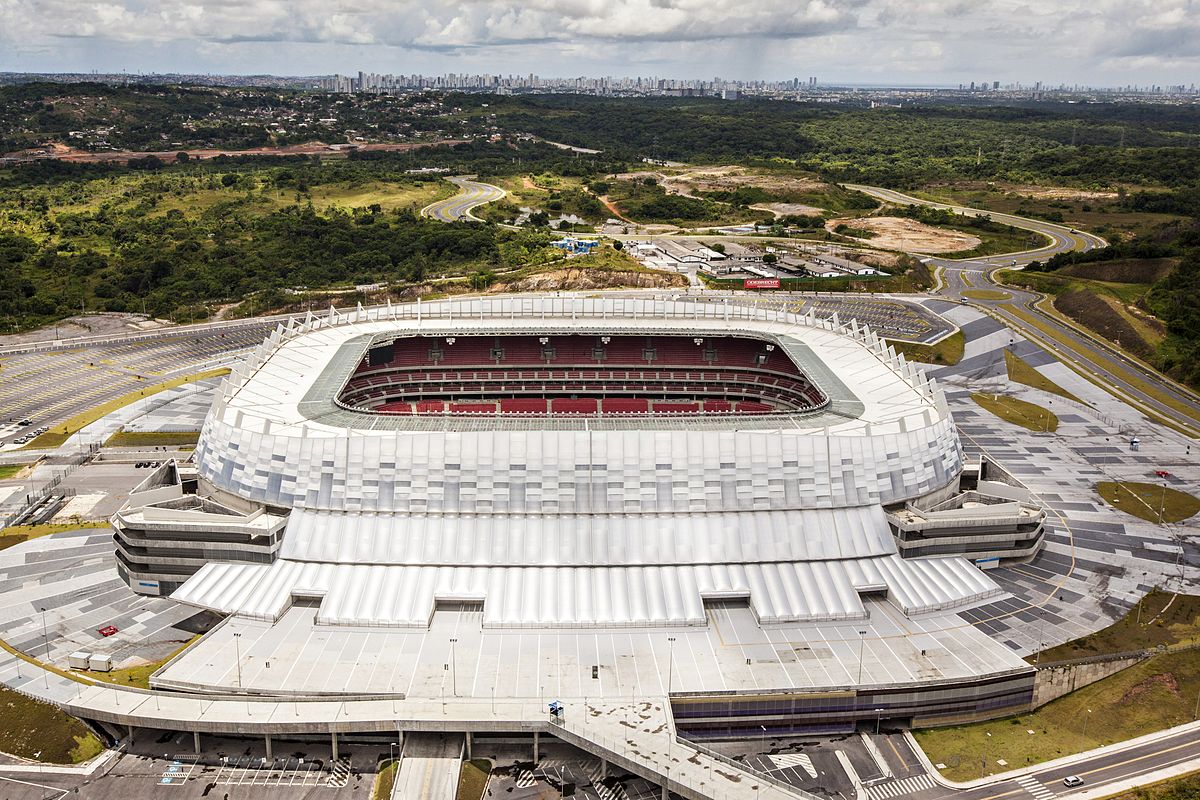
[
  {"x1": 0, "y1": 521, "x2": 110, "y2": 552},
  {"x1": 457, "y1": 759, "x2": 492, "y2": 800},
  {"x1": 0, "y1": 684, "x2": 104, "y2": 763},
  {"x1": 886, "y1": 330, "x2": 965, "y2": 366},
  {"x1": 1035, "y1": 590, "x2": 1200, "y2": 663},
  {"x1": 25, "y1": 368, "x2": 229, "y2": 449},
  {"x1": 1097, "y1": 482, "x2": 1200, "y2": 524},
  {"x1": 962, "y1": 289, "x2": 1011, "y2": 301},
  {"x1": 915, "y1": 648, "x2": 1200, "y2": 781},
  {"x1": 1004, "y1": 350, "x2": 1080, "y2": 402},
  {"x1": 373, "y1": 759, "x2": 398, "y2": 800},
  {"x1": 971, "y1": 392, "x2": 1059, "y2": 431},
  {"x1": 0, "y1": 463, "x2": 27, "y2": 479},
  {"x1": 1107, "y1": 771, "x2": 1200, "y2": 800},
  {"x1": 104, "y1": 430, "x2": 200, "y2": 447}
]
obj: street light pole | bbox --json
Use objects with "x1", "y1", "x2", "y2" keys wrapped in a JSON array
[
  {"x1": 450, "y1": 638, "x2": 458, "y2": 697},
  {"x1": 40, "y1": 607, "x2": 50, "y2": 689},
  {"x1": 667, "y1": 637, "x2": 676, "y2": 695},
  {"x1": 233, "y1": 632, "x2": 242, "y2": 688},
  {"x1": 857, "y1": 630, "x2": 868, "y2": 684}
]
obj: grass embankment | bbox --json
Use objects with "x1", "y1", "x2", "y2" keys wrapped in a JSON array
[
  {"x1": 0, "y1": 521, "x2": 110, "y2": 552},
  {"x1": 25, "y1": 368, "x2": 229, "y2": 449},
  {"x1": 0, "y1": 463, "x2": 27, "y2": 479},
  {"x1": 86, "y1": 635, "x2": 200, "y2": 689},
  {"x1": 916, "y1": 649, "x2": 1200, "y2": 781},
  {"x1": 1107, "y1": 772, "x2": 1200, "y2": 800},
  {"x1": 938, "y1": 227, "x2": 1048, "y2": 260},
  {"x1": 457, "y1": 759, "x2": 492, "y2": 800},
  {"x1": 886, "y1": 330, "x2": 965, "y2": 366},
  {"x1": 971, "y1": 392, "x2": 1058, "y2": 431},
  {"x1": 1035, "y1": 591, "x2": 1200, "y2": 663},
  {"x1": 372, "y1": 759, "x2": 398, "y2": 800},
  {"x1": 1004, "y1": 350, "x2": 1080, "y2": 402},
  {"x1": 1097, "y1": 482, "x2": 1200, "y2": 524},
  {"x1": 0, "y1": 684, "x2": 104, "y2": 763},
  {"x1": 962, "y1": 289, "x2": 1011, "y2": 301},
  {"x1": 103, "y1": 430, "x2": 200, "y2": 447}
]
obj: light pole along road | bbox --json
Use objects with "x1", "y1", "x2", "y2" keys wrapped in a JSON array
[
  {"x1": 849, "y1": 184, "x2": 1200, "y2": 439},
  {"x1": 421, "y1": 176, "x2": 507, "y2": 222}
]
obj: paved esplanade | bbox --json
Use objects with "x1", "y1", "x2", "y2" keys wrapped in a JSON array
[
  {"x1": 420, "y1": 176, "x2": 507, "y2": 222},
  {"x1": 849, "y1": 184, "x2": 1200, "y2": 438},
  {"x1": 0, "y1": 648, "x2": 804, "y2": 800}
]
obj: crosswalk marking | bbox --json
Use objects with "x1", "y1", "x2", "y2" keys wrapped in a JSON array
[
  {"x1": 768, "y1": 752, "x2": 817, "y2": 778},
  {"x1": 1017, "y1": 775, "x2": 1056, "y2": 799},
  {"x1": 867, "y1": 773, "x2": 937, "y2": 799}
]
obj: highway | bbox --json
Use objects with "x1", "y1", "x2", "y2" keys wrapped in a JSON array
[
  {"x1": 420, "y1": 175, "x2": 506, "y2": 222},
  {"x1": 851, "y1": 185, "x2": 1200, "y2": 439}
]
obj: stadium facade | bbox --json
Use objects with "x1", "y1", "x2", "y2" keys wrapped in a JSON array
[{"x1": 113, "y1": 296, "x2": 1042, "y2": 735}]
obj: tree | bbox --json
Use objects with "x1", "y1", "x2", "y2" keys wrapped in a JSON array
[
  {"x1": 612, "y1": 240, "x2": 624, "y2": 251},
  {"x1": 762, "y1": 252, "x2": 778, "y2": 264}
]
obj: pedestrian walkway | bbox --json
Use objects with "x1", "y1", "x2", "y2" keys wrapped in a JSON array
[
  {"x1": 1016, "y1": 774, "x2": 1056, "y2": 799},
  {"x1": 867, "y1": 773, "x2": 936, "y2": 799}
]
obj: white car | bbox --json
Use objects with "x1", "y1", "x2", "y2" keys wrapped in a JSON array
[{"x1": 1063, "y1": 776, "x2": 1084, "y2": 787}]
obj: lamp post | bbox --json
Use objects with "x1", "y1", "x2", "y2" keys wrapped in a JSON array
[
  {"x1": 857, "y1": 630, "x2": 868, "y2": 684},
  {"x1": 875, "y1": 707, "x2": 884, "y2": 736},
  {"x1": 667, "y1": 637, "x2": 676, "y2": 695},
  {"x1": 40, "y1": 607, "x2": 50, "y2": 689},
  {"x1": 233, "y1": 632, "x2": 242, "y2": 688},
  {"x1": 450, "y1": 638, "x2": 458, "y2": 697},
  {"x1": 1081, "y1": 708, "x2": 1092, "y2": 743}
]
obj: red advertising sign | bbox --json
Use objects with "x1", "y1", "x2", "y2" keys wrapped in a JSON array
[{"x1": 744, "y1": 278, "x2": 781, "y2": 289}]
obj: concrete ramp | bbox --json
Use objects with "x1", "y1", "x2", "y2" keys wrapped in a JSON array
[{"x1": 393, "y1": 733, "x2": 464, "y2": 800}]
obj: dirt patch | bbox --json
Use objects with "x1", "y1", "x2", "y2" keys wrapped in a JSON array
[
  {"x1": 1059, "y1": 257, "x2": 1178, "y2": 284},
  {"x1": 492, "y1": 268, "x2": 686, "y2": 293},
  {"x1": 1053, "y1": 289, "x2": 1157, "y2": 359},
  {"x1": 753, "y1": 202, "x2": 826, "y2": 217},
  {"x1": 1020, "y1": 186, "x2": 1120, "y2": 201},
  {"x1": 4, "y1": 139, "x2": 465, "y2": 165},
  {"x1": 826, "y1": 216, "x2": 981, "y2": 253},
  {"x1": 1120, "y1": 672, "x2": 1180, "y2": 704},
  {"x1": 613, "y1": 166, "x2": 828, "y2": 202}
]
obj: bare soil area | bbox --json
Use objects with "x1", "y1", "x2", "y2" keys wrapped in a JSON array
[
  {"x1": 493, "y1": 267, "x2": 686, "y2": 293},
  {"x1": 4, "y1": 139, "x2": 465, "y2": 165},
  {"x1": 826, "y1": 216, "x2": 981, "y2": 253},
  {"x1": 753, "y1": 202, "x2": 826, "y2": 217}
]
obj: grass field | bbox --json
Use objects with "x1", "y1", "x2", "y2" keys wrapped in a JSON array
[
  {"x1": 971, "y1": 392, "x2": 1059, "y2": 432},
  {"x1": 0, "y1": 521, "x2": 110, "y2": 552},
  {"x1": 1004, "y1": 350, "x2": 1080, "y2": 402},
  {"x1": 0, "y1": 463, "x2": 27, "y2": 479},
  {"x1": 372, "y1": 759, "x2": 398, "y2": 800},
  {"x1": 25, "y1": 368, "x2": 229, "y2": 449},
  {"x1": 962, "y1": 289, "x2": 1011, "y2": 300},
  {"x1": 915, "y1": 648, "x2": 1200, "y2": 781},
  {"x1": 1035, "y1": 591, "x2": 1200, "y2": 663},
  {"x1": 104, "y1": 430, "x2": 200, "y2": 447},
  {"x1": 1097, "y1": 482, "x2": 1200, "y2": 524},
  {"x1": 86, "y1": 636, "x2": 199, "y2": 689},
  {"x1": 457, "y1": 759, "x2": 492, "y2": 800},
  {"x1": 886, "y1": 330, "x2": 965, "y2": 366},
  {"x1": 0, "y1": 684, "x2": 104, "y2": 763}
]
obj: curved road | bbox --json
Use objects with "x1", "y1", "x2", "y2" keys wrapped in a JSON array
[
  {"x1": 420, "y1": 176, "x2": 506, "y2": 222},
  {"x1": 851, "y1": 185, "x2": 1200, "y2": 439}
]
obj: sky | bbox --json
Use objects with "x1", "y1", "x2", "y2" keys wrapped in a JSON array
[{"x1": 0, "y1": 0, "x2": 1197, "y2": 86}]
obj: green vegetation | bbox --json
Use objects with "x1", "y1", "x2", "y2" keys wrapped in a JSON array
[
  {"x1": 971, "y1": 392, "x2": 1059, "y2": 431},
  {"x1": 1035, "y1": 591, "x2": 1200, "y2": 663},
  {"x1": 0, "y1": 684, "x2": 104, "y2": 763},
  {"x1": 457, "y1": 759, "x2": 492, "y2": 800},
  {"x1": 0, "y1": 463, "x2": 27, "y2": 479},
  {"x1": 886, "y1": 330, "x2": 965, "y2": 365},
  {"x1": 104, "y1": 430, "x2": 200, "y2": 447},
  {"x1": 373, "y1": 759, "x2": 398, "y2": 800},
  {"x1": 1097, "y1": 482, "x2": 1200, "y2": 524},
  {"x1": 916, "y1": 648, "x2": 1200, "y2": 781},
  {"x1": 87, "y1": 636, "x2": 199, "y2": 689},
  {"x1": 607, "y1": 179, "x2": 728, "y2": 225},
  {"x1": 0, "y1": 521, "x2": 110, "y2": 552},
  {"x1": 25, "y1": 368, "x2": 229, "y2": 448},
  {"x1": 961, "y1": 288, "x2": 1011, "y2": 300},
  {"x1": 1108, "y1": 772, "x2": 1200, "y2": 800},
  {"x1": 893, "y1": 204, "x2": 1047, "y2": 258},
  {"x1": 1004, "y1": 350, "x2": 1080, "y2": 401}
]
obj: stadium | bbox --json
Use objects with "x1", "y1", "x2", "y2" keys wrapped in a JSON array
[{"x1": 111, "y1": 295, "x2": 1040, "y2": 745}]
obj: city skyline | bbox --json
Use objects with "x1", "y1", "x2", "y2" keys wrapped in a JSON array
[{"x1": 1, "y1": 0, "x2": 1197, "y2": 87}]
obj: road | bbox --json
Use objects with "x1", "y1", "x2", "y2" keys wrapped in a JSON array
[
  {"x1": 420, "y1": 176, "x2": 506, "y2": 222},
  {"x1": 851, "y1": 184, "x2": 1200, "y2": 438}
]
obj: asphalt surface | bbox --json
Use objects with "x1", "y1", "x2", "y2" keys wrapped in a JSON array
[
  {"x1": 420, "y1": 176, "x2": 506, "y2": 222},
  {"x1": 852, "y1": 185, "x2": 1200, "y2": 439}
]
